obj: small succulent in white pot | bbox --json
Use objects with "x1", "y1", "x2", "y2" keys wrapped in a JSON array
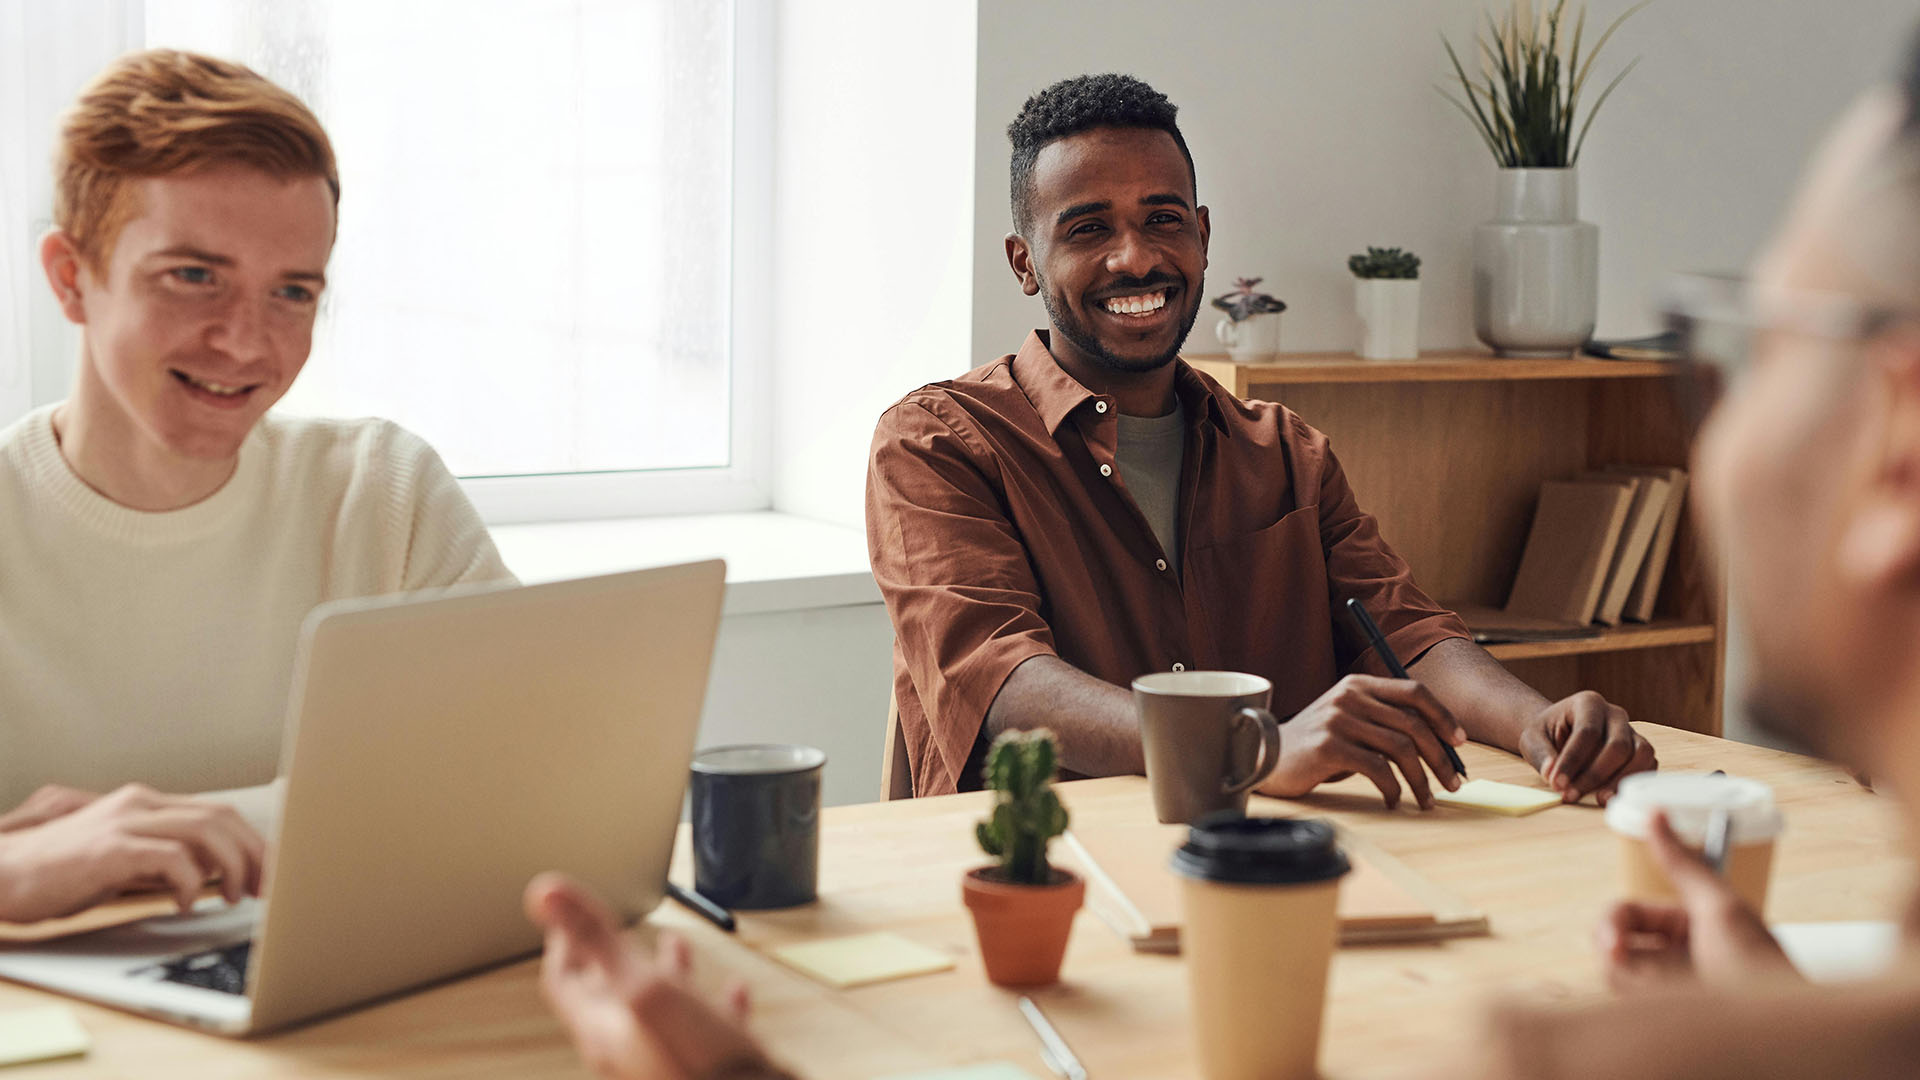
[{"x1": 1349, "y1": 247, "x2": 1421, "y2": 361}]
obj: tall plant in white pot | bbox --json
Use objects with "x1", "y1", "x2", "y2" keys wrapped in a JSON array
[
  {"x1": 1349, "y1": 247, "x2": 1422, "y2": 360},
  {"x1": 1441, "y1": 0, "x2": 1647, "y2": 356}
]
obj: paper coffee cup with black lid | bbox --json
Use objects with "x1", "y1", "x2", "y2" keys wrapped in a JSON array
[{"x1": 1172, "y1": 815, "x2": 1350, "y2": 1080}]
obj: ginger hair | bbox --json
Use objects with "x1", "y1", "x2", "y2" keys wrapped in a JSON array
[{"x1": 54, "y1": 48, "x2": 339, "y2": 271}]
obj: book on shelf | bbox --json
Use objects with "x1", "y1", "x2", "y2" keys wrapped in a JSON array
[
  {"x1": 1605, "y1": 465, "x2": 1690, "y2": 622},
  {"x1": 1583, "y1": 471, "x2": 1672, "y2": 626},
  {"x1": 1454, "y1": 467, "x2": 1690, "y2": 642},
  {"x1": 1456, "y1": 606, "x2": 1603, "y2": 644},
  {"x1": 1503, "y1": 479, "x2": 1635, "y2": 626},
  {"x1": 1582, "y1": 332, "x2": 1684, "y2": 361}
]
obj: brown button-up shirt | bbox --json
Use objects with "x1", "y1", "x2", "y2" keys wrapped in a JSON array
[{"x1": 866, "y1": 331, "x2": 1469, "y2": 796}]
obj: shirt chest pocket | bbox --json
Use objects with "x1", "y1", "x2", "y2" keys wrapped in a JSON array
[{"x1": 1184, "y1": 504, "x2": 1342, "y2": 712}]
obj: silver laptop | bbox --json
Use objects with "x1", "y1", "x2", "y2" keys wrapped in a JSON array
[{"x1": 0, "y1": 559, "x2": 726, "y2": 1035}]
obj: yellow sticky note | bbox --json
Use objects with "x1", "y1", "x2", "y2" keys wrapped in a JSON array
[
  {"x1": 771, "y1": 932, "x2": 956, "y2": 989},
  {"x1": 1433, "y1": 778, "x2": 1563, "y2": 816},
  {"x1": 0, "y1": 1005, "x2": 90, "y2": 1067}
]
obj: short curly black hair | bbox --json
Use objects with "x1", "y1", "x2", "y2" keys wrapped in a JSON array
[{"x1": 1006, "y1": 73, "x2": 1195, "y2": 236}]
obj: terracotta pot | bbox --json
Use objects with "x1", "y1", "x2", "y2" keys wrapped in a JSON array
[{"x1": 960, "y1": 866, "x2": 1084, "y2": 988}]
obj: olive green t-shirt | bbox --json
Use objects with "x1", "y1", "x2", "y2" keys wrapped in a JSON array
[{"x1": 1115, "y1": 402, "x2": 1186, "y2": 570}]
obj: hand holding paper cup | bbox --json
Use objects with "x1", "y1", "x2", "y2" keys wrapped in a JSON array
[
  {"x1": 1134, "y1": 671, "x2": 1283, "y2": 825},
  {"x1": 1604, "y1": 772, "x2": 1783, "y2": 912}
]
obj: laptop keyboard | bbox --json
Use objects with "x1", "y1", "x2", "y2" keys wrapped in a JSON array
[{"x1": 136, "y1": 941, "x2": 251, "y2": 996}]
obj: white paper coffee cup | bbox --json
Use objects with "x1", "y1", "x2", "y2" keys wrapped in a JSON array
[{"x1": 1604, "y1": 772, "x2": 1783, "y2": 912}]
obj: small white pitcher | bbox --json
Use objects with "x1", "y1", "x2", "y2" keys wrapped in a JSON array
[{"x1": 1214, "y1": 314, "x2": 1281, "y2": 364}]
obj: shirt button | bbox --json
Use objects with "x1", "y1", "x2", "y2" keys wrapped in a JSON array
[
  {"x1": 1171, "y1": 662, "x2": 1186, "y2": 671},
  {"x1": 1099, "y1": 463, "x2": 1113, "y2": 477},
  {"x1": 1155, "y1": 558, "x2": 1168, "y2": 572},
  {"x1": 1095, "y1": 400, "x2": 1109, "y2": 414}
]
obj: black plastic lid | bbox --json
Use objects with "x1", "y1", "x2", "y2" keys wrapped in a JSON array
[{"x1": 1169, "y1": 814, "x2": 1351, "y2": 886}]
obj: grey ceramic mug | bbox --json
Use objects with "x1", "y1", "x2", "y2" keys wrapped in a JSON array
[
  {"x1": 690, "y1": 744, "x2": 826, "y2": 910},
  {"x1": 1133, "y1": 671, "x2": 1283, "y2": 825}
]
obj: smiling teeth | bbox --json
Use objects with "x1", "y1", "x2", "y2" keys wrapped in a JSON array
[
  {"x1": 184, "y1": 374, "x2": 246, "y2": 396},
  {"x1": 1105, "y1": 291, "x2": 1167, "y2": 316}
]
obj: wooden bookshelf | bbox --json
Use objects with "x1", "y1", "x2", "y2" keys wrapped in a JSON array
[
  {"x1": 1479, "y1": 620, "x2": 1717, "y2": 662},
  {"x1": 1189, "y1": 350, "x2": 1727, "y2": 736},
  {"x1": 1193, "y1": 351, "x2": 1682, "y2": 389}
]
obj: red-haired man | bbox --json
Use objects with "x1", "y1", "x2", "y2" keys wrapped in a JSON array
[{"x1": 0, "y1": 50, "x2": 512, "y2": 917}]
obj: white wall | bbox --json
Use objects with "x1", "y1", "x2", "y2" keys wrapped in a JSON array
[
  {"x1": 1580, "y1": 0, "x2": 1919, "y2": 335},
  {"x1": 700, "y1": 603, "x2": 895, "y2": 809},
  {"x1": 493, "y1": 513, "x2": 893, "y2": 809},
  {"x1": 768, "y1": 0, "x2": 978, "y2": 531},
  {"x1": 971, "y1": 0, "x2": 1920, "y2": 356}
]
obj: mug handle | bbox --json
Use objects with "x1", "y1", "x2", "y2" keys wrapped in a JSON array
[
  {"x1": 1220, "y1": 706, "x2": 1283, "y2": 796},
  {"x1": 1213, "y1": 318, "x2": 1238, "y2": 348}
]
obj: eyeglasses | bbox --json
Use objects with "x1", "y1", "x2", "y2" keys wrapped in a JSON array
[
  {"x1": 1662, "y1": 272, "x2": 1910, "y2": 375},
  {"x1": 1660, "y1": 272, "x2": 1911, "y2": 423}
]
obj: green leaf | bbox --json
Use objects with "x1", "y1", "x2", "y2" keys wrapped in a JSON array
[
  {"x1": 1569, "y1": 54, "x2": 1640, "y2": 164},
  {"x1": 1442, "y1": 35, "x2": 1503, "y2": 163},
  {"x1": 1447, "y1": 0, "x2": 1647, "y2": 167}
]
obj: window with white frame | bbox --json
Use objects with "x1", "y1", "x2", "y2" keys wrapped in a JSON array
[{"x1": 7, "y1": 0, "x2": 768, "y2": 522}]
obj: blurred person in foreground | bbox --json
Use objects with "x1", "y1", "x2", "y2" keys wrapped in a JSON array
[{"x1": 1463, "y1": 28, "x2": 1920, "y2": 1080}]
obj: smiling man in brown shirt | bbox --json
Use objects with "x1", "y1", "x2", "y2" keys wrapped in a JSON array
[{"x1": 866, "y1": 74, "x2": 1655, "y2": 802}]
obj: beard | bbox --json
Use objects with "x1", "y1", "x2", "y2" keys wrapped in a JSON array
[{"x1": 1038, "y1": 270, "x2": 1202, "y2": 375}]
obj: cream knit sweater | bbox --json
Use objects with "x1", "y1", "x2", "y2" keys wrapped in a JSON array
[{"x1": 0, "y1": 406, "x2": 516, "y2": 806}]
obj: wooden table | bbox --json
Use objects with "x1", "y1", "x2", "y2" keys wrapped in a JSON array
[{"x1": 3, "y1": 724, "x2": 1910, "y2": 1078}]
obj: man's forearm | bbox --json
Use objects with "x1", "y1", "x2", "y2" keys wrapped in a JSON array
[
  {"x1": 1474, "y1": 977, "x2": 1920, "y2": 1080},
  {"x1": 984, "y1": 655, "x2": 1143, "y2": 776},
  {"x1": 1408, "y1": 637, "x2": 1549, "y2": 753}
]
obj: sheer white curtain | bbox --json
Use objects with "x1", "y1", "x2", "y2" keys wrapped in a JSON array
[
  {"x1": 0, "y1": 0, "x2": 142, "y2": 426},
  {"x1": 143, "y1": 0, "x2": 738, "y2": 480},
  {"x1": 0, "y1": 1, "x2": 23, "y2": 423}
]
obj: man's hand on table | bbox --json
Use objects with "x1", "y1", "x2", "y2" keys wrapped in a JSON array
[
  {"x1": 1596, "y1": 810, "x2": 1798, "y2": 992},
  {"x1": 1254, "y1": 674, "x2": 1467, "y2": 810},
  {"x1": 525, "y1": 873, "x2": 795, "y2": 1080},
  {"x1": 0, "y1": 783, "x2": 265, "y2": 923},
  {"x1": 1516, "y1": 691, "x2": 1657, "y2": 805}
]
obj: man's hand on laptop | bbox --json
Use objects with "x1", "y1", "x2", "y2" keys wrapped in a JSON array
[
  {"x1": 0, "y1": 783, "x2": 99, "y2": 832},
  {"x1": 525, "y1": 872, "x2": 795, "y2": 1080},
  {"x1": 0, "y1": 783, "x2": 266, "y2": 923},
  {"x1": 1254, "y1": 674, "x2": 1468, "y2": 810}
]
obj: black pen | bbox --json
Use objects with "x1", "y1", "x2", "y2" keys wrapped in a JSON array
[
  {"x1": 1344, "y1": 597, "x2": 1469, "y2": 781},
  {"x1": 665, "y1": 881, "x2": 736, "y2": 932}
]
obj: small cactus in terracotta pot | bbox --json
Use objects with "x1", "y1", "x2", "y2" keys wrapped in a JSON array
[{"x1": 961, "y1": 729, "x2": 1083, "y2": 988}]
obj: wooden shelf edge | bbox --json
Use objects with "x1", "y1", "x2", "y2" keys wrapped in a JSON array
[
  {"x1": 1478, "y1": 621, "x2": 1717, "y2": 662},
  {"x1": 1187, "y1": 352, "x2": 1683, "y2": 388}
]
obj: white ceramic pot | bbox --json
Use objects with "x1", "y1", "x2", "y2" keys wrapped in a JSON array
[
  {"x1": 1213, "y1": 314, "x2": 1281, "y2": 364},
  {"x1": 1472, "y1": 168, "x2": 1598, "y2": 357},
  {"x1": 1355, "y1": 279, "x2": 1420, "y2": 360}
]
